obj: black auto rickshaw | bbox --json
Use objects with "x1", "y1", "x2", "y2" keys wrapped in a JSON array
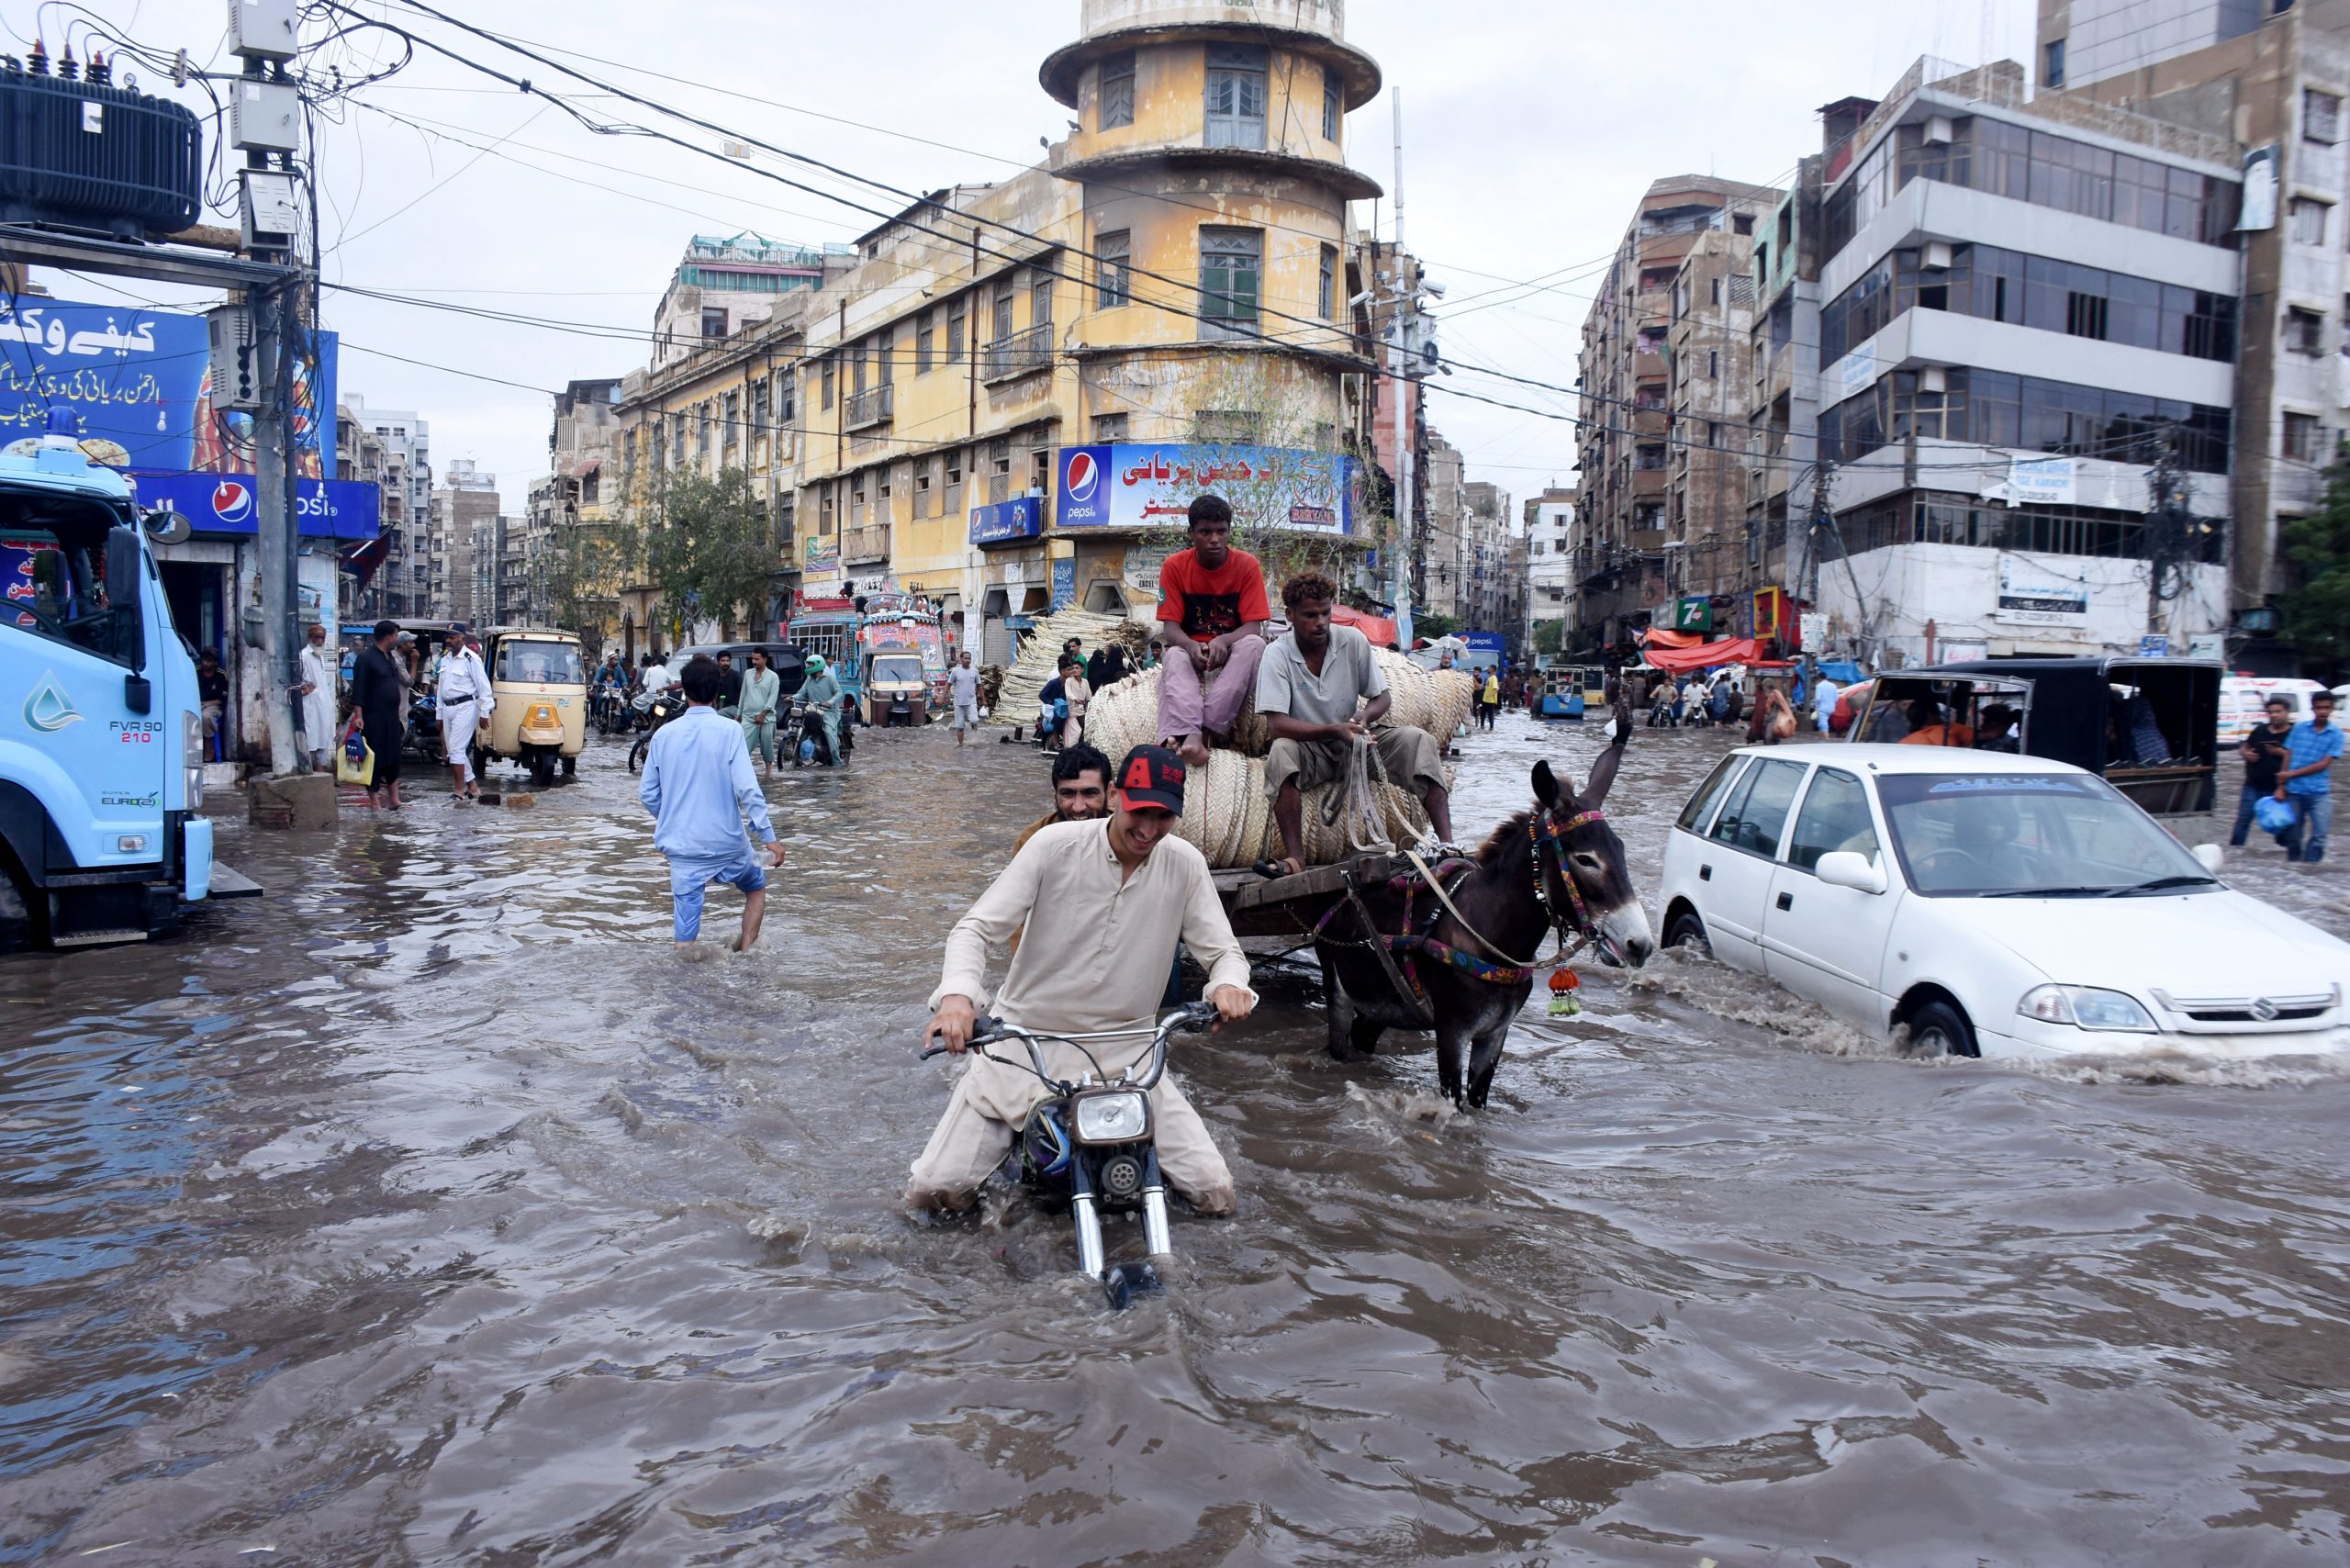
[{"x1": 1849, "y1": 656, "x2": 2222, "y2": 815}]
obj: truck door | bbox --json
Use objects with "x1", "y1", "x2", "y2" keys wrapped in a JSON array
[{"x1": 2, "y1": 521, "x2": 167, "y2": 875}]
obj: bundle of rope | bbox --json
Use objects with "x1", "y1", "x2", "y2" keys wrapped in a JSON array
[
  {"x1": 1080, "y1": 647, "x2": 1473, "y2": 763},
  {"x1": 989, "y1": 608, "x2": 1153, "y2": 724}
]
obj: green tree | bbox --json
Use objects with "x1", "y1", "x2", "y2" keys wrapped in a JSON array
[
  {"x1": 1415, "y1": 610, "x2": 1462, "y2": 641},
  {"x1": 645, "y1": 465, "x2": 772, "y2": 640},
  {"x1": 2282, "y1": 450, "x2": 2350, "y2": 663},
  {"x1": 540, "y1": 520, "x2": 626, "y2": 659},
  {"x1": 1532, "y1": 620, "x2": 1565, "y2": 655}
]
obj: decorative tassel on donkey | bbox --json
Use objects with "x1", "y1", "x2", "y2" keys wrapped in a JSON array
[{"x1": 1311, "y1": 712, "x2": 1656, "y2": 1108}]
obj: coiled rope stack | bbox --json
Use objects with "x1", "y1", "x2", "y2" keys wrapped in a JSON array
[{"x1": 988, "y1": 609, "x2": 1154, "y2": 722}]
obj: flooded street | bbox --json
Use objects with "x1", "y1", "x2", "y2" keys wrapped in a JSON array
[{"x1": 6, "y1": 713, "x2": 2350, "y2": 1565}]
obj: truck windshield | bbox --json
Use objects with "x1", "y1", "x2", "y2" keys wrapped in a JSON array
[
  {"x1": 1877, "y1": 773, "x2": 2213, "y2": 897},
  {"x1": 496, "y1": 642, "x2": 584, "y2": 685},
  {"x1": 1, "y1": 508, "x2": 142, "y2": 667}
]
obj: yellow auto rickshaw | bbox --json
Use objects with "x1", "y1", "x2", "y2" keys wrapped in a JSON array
[
  {"x1": 860, "y1": 642, "x2": 930, "y2": 726},
  {"x1": 476, "y1": 626, "x2": 588, "y2": 785}
]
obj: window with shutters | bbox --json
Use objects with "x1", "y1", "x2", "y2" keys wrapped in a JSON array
[
  {"x1": 2285, "y1": 410, "x2": 2322, "y2": 462},
  {"x1": 2308, "y1": 88, "x2": 2342, "y2": 145},
  {"x1": 1032, "y1": 265, "x2": 1054, "y2": 328},
  {"x1": 1199, "y1": 227, "x2": 1263, "y2": 339},
  {"x1": 993, "y1": 284, "x2": 1015, "y2": 342},
  {"x1": 1318, "y1": 244, "x2": 1337, "y2": 319},
  {"x1": 1100, "y1": 50, "x2": 1135, "y2": 130},
  {"x1": 1322, "y1": 66, "x2": 1340, "y2": 140},
  {"x1": 947, "y1": 297, "x2": 967, "y2": 363},
  {"x1": 916, "y1": 311, "x2": 934, "y2": 373},
  {"x1": 820, "y1": 361, "x2": 834, "y2": 410},
  {"x1": 2293, "y1": 196, "x2": 2331, "y2": 246},
  {"x1": 1097, "y1": 230, "x2": 1131, "y2": 308},
  {"x1": 944, "y1": 450, "x2": 964, "y2": 516},
  {"x1": 778, "y1": 370, "x2": 796, "y2": 424},
  {"x1": 1205, "y1": 44, "x2": 1268, "y2": 149},
  {"x1": 987, "y1": 439, "x2": 1013, "y2": 505}
]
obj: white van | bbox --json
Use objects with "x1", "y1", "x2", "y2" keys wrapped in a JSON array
[{"x1": 2219, "y1": 677, "x2": 2324, "y2": 741}]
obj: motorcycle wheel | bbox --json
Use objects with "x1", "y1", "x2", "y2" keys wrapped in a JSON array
[
  {"x1": 1102, "y1": 1261, "x2": 1162, "y2": 1311},
  {"x1": 628, "y1": 737, "x2": 649, "y2": 774}
]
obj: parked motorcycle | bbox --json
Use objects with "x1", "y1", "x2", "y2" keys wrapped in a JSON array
[
  {"x1": 406, "y1": 688, "x2": 445, "y2": 766},
  {"x1": 625, "y1": 690, "x2": 688, "y2": 774},
  {"x1": 921, "y1": 1002, "x2": 1215, "y2": 1310}
]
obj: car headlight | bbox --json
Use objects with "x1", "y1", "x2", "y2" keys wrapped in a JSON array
[
  {"x1": 1072, "y1": 1089, "x2": 1150, "y2": 1144},
  {"x1": 2018, "y1": 985, "x2": 2157, "y2": 1032}
]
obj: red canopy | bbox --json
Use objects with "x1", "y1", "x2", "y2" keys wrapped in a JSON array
[
  {"x1": 1640, "y1": 627, "x2": 1704, "y2": 650},
  {"x1": 1334, "y1": 603, "x2": 1398, "y2": 648},
  {"x1": 1641, "y1": 635, "x2": 1767, "y2": 674}
]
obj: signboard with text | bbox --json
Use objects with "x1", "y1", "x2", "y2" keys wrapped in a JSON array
[
  {"x1": 1996, "y1": 554, "x2": 2090, "y2": 622},
  {"x1": 968, "y1": 495, "x2": 1042, "y2": 546},
  {"x1": 127, "y1": 469, "x2": 378, "y2": 540},
  {"x1": 1058, "y1": 442, "x2": 1355, "y2": 535}
]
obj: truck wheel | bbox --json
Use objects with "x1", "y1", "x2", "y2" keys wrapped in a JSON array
[{"x1": 0, "y1": 860, "x2": 46, "y2": 954}]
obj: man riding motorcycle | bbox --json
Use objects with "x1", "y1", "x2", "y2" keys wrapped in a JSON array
[
  {"x1": 794, "y1": 654, "x2": 845, "y2": 767},
  {"x1": 912, "y1": 745, "x2": 1254, "y2": 1215}
]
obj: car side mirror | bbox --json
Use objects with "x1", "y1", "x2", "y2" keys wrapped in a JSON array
[
  {"x1": 1815, "y1": 850, "x2": 1887, "y2": 894},
  {"x1": 2191, "y1": 842, "x2": 2225, "y2": 875}
]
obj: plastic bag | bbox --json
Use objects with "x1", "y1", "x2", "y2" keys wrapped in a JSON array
[
  {"x1": 336, "y1": 717, "x2": 375, "y2": 786},
  {"x1": 2255, "y1": 794, "x2": 2300, "y2": 834}
]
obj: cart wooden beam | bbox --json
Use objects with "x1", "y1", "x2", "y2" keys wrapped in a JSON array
[{"x1": 1212, "y1": 851, "x2": 1404, "y2": 939}]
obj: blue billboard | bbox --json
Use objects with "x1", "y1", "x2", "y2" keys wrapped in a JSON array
[
  {"x1": 1058, "y1": 442, "x2": 1355, "y2": 535},
  {"x1": 127, "y1": 470, "x2": 380, "y2": 541},
  {"x1": 968, "y1": 495, "x2": 1042, "y2": 546},
  {"x1": 0, "y1": 298, "x2": 338, "y2": 478}
]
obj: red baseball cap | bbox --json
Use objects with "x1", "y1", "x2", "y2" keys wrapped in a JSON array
[{"x1": 1114, "y1": 745, "x2": 1187, "y2": 815}]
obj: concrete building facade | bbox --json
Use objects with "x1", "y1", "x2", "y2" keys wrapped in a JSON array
[
  {"x1": 1522, "y1": 487, "x2": 1573, "y2": 647},
  {"x1": 605, "y1": 0, "x2": 1390, "y2": 664},
  {"x1": 431, "y1": 459, "x2": 499, "y2": 626},
  {"x1": 2039, "y1": 0, "x2": 2350, "y2": 619},
  {"x1": 340, "y1": 396, "x2": 431, "y2": 622},
  {"x1": 1800, "y1": 57, "x2": 2240, "y2": 663},
  {"x1": 1574, "y1": 174, "x2": 1780, "y2": 649}
]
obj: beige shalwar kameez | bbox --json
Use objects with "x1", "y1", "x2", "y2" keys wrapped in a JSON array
[{"x1": 909, "y1": 817, "x2": 1254, "y2": 1214}]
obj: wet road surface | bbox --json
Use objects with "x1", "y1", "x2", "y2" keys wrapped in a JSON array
[{"x1": 4, "y1": 712, "x2": 2349, "y2": 1564}]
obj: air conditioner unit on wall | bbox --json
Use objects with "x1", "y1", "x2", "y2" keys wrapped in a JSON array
[
  {"x1": 1919, "y1": 366, "x2": 1948, "y2": 394},
  {"x1": 1922, "y1": 241, "x2": 1954, "y2": 271},
  {"x1": 1925, "y1": 115, "x2": 1955, "y2": 145}
]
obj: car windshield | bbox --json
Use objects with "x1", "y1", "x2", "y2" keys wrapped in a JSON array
[
  {"x1": 1877, "y1": 773, "x2": 2215, "y2": 897},
  {"x1": 497, "y1": 641, "x2": 584, "y2": 685}
]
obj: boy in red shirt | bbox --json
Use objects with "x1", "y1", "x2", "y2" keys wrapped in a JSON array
[{"x1": 1154, "y1": 494, "x2": 1270, "y2": 767}]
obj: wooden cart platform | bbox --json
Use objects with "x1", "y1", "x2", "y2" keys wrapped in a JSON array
[{"x1": 1211, "y1": 850, "x2": 1404, "y2": 939}]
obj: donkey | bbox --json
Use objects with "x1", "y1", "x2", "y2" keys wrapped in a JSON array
[{"x1": 1313, "y1": 740, "x2": 1653, "y2": 1108}]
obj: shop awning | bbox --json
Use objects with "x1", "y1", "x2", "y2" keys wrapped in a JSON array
[
  {"x1": 1334, "y1": 604, "x2": 1398, "y2": 648},
  {"x1": 1642, "y1": 635, "x2": 1770, "y2": 674}
]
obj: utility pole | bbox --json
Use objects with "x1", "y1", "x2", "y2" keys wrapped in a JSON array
[
  {"x1": 253, "y1": 286, "x2": 300, "y2": 774},
  {"x1": 1389, "y1": 88, "x2": 1414, "y2": 649}
]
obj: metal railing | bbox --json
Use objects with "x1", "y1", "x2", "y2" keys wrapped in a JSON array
[
  {"x1": 981, "y1": 323, "x2": 1054, "y2": 383},
  {"x1": 845, "y1": 383, "x2": 894, "y2": 429}
]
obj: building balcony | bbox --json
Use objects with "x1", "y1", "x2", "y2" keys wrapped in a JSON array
[
  {"x1": 845, "y1": 384, "x2": 894, "y2": 430},
  {"x1": 843, "y1": 524, "x2": 890, "y2": 565},
  {"x1": 1632, "y1": 408, "x2": 1669, "y2": 438},
  {"x1": 1634, "y1": 351, "x2": 1665, "y2": 382},
  {"x1": 981, "y1": 323, "x2": 1054, "y2": 384}
]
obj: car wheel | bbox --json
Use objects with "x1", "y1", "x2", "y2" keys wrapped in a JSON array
[
  {"x1": 1906, "y1": 999, "x2": 1980, "y2": 1058},
  {"x1": 1664, "y1": 910, "x2": 1710, "y2": 957}
]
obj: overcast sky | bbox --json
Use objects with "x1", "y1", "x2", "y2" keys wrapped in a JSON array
[{"x1": 39, "y1": 0, "x2": 2034, "y2": 512}]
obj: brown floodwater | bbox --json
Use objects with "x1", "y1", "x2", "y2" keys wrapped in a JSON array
[{"x1": 3, "y1": 712, "x2": 2348, "y2": 1565}]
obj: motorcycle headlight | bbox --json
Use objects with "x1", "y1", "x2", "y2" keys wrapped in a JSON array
[
  {"x1": 2018, "y1": 985, "x2": 2157, "y2": 1033},
  {"x1": 1072, "y1": 1089, "x2": 1150, "y2": 1145}
]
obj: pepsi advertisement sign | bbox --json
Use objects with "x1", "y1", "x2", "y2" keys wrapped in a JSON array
[
  {"x1": 968, "y1": 495, "x2": 1042, "y2": 547},
  {"x1": 1058, "y1": 442, "x2": 1355, "y2": 535},
  {"x1": 128, "y1": 470, "x2": 381, "y2": 541}
]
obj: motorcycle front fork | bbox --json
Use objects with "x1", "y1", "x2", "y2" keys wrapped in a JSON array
[{"x1": 1069, "y1": 1150, "x2": 1173, "y2": 1282}]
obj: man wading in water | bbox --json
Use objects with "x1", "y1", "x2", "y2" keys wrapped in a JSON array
[{"x1": 911, "y1": 745, "x2": 1253, "y2": 1215}]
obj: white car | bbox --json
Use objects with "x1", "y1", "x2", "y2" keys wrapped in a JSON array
[{"x1": 1659, "y1": 745, "x2": 2350, "y2": 1060}]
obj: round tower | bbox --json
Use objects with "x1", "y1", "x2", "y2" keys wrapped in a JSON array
[{"x1": 1042, "y1": 0, "x2": 1382, "y2": 441}]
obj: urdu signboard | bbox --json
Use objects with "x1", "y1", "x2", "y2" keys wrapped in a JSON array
[{"x1": 1058, "y1": 442, "x2": 1355, "y2": 535}]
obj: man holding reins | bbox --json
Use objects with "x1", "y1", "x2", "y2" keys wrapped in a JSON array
[{"x1": 1251, "y1": 570, "x2": 1454, "y2": 879}]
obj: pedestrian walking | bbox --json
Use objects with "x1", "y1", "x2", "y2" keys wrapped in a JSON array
[
  {"x1": 1813, "y1": 673, "x2": 1842, "y2": 734},
  {"x1": 297, "y1": 623, "x2": 339, "y2": 771},
  {"x1": 949, "y1": 649, "x2": 981, "y2": 745},
  {"x1": 1478, "y1": 667, "x2": 1501, "y2": 731},
  {"x1": 351, "y1": 620, "x2": 408, "y2": 810},
  {"x1": 2277, "y1": 691, "x2": 2344, "y2": 865},
  {"x1": 437, "y1": 624, "x2": 493, "y2": 801},
  {"x1": 739, "y1": 648, "x2": 782, "y2": 773},
  {"x1": 2232, "y1": 698, "x2": 2297, "y2": 848},
  {"x1": 640, "y1": 655, "x2": 786, "y2": 952}
]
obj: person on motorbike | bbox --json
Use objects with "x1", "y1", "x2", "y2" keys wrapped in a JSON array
[
  {"x1": 795, "y1": 654, "x2": 844, "y2": 766},
  {"x1": 912, "y1": 745, "x2": 1254, "y2": 1215}
]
